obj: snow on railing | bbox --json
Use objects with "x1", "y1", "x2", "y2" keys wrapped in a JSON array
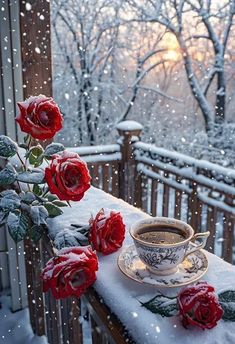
[
  {"x1": 134, "y1": 141, "x2": 235, "y2": 185},
  {"x1": 68, "y1": 144, "x2": 120, "y2": 156}
]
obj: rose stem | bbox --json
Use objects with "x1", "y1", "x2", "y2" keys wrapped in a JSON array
[{"x1": 17, "y1": 152, "x2": 26, "y2": 171}]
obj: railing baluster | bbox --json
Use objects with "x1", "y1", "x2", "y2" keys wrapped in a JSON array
[
  {"x1": 90, "y1": 315, "x2": 103, "y2": 344},
  {"x1": 162, "y1": 172, "x2": 169, "y2": 217},
  {"x1": 151, "y1": 179, "x2": 157, "y2": 216},
  {"x1": 67, "y1": 297, "x2": 83, "y2": 344},
  {"x1": 222, "y1": 212, "x2": 234, "y2": 262},
  {"x1": 102, "y1": 163, "x2": 110, "y2": 193},
  {"x1": 92, "y1": 164, "x2": 99, "y2": 188},
  {"x1": 61, "y1": 298, "x2": 70, "y2": 344},
  {"x1": 111, "y1": 162, "x2": 119, "y2": 198},
  {"x1": 206, "y1": 206, "x2": 217, "y2": 253}
]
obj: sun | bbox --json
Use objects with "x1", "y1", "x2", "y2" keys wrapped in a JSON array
[{"x1": 164, "y1": 49, "x2": 179, "y2": 61}]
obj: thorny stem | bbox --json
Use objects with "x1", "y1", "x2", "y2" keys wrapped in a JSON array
[{"x1": 67, "y1": 201, "x2": 72, "y2": 207}]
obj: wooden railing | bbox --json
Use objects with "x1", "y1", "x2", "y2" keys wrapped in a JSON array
[
  {"x1": 2, "y1": 122, "x2": 235, "y2": 343},
  {"x1": 70, "y1": 144, "x2": 121, "y2": 198}
]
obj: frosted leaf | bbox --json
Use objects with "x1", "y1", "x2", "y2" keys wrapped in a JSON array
[
  {"x1": 17, "y1": 169, "x2": 45, "y2": 184},
  {"x1": 54, "y1": 228, "x2": 88, "y2": 250},
  {"x1": 0, "y1": 135, "x2": 18, "y2": 158},
  {"x1": 0, "y1": 164, "x2": 17, "y2": 186},
  {"x1": 43, "y1": 143, "x2": 65, "y2": 158},
  {"x1": 0, "y1": 190, "x2": 20, "y2": 211},
  {"x1": 31, "y1": 224, "x2": 45, "y2": 242},
  {"x1": 7, "y1": 211, "x2": 30, "y2": 243},
  {"x1": 20, "y1": 191, "x2": 36, "y2": 204},
  {"x1": 30, "y1": 205, "x2": 48, "y2": 226}
]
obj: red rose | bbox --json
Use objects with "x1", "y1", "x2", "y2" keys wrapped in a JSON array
[
  {"x1": 178, "y1": 281, "x2": 223, "y2": 329},
  {"x1": 41, "y1": 246, "x2": 98, "y2": 299},
  {"x1": 89, "y1": 208, "x2": 125, "y2": 255},
  {"x1": 16, "y1": 95, "x2": 63, "y2": 140},
  {"x1": 45, "y1": 150, "x2": 91, "y2": 201}
]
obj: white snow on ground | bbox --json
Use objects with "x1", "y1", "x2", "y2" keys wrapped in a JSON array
[
  {"x1": 48, "y1": 186, "x2": 235, "y2": 344},
  {"x1": 0, "y1": 296, "x2": 47, "y2": 344}
]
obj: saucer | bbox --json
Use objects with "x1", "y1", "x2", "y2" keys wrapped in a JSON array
[{"x1": 118, "y1": 245, "x2": 208, "y2": 288}]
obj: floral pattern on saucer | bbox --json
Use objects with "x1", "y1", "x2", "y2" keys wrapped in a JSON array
[{"x1": 118, "y1": 245, "x2": 208, "y2": 288}]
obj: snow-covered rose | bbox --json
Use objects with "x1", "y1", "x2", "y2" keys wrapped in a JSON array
[
  {"x1": 89, "y1": 208, "x2": 125, "y2": 255},
  {"x1": 178, "y1": 281, "x2": 223, "y2": 330},
  {"x1": 16, "y1": 95, "x2": 63, "y2": 140},
  {"x1": 41, "y1": 246, "x2": 98, "y2": 299},
  {"x1": 45, "y1": 151, "x2": 91, "y2": 201}
]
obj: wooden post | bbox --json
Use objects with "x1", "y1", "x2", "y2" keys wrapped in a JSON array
[
  {"x1": 116, "y1": 121, "x2": 143, "y2": 204},
  {"x1": 19, "y1": 0, "x2": 53, "y2": 337}
]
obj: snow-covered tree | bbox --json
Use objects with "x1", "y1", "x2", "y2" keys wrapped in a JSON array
[{"x1": 127, "y1": 0, "x2": 235, "y2": 132}]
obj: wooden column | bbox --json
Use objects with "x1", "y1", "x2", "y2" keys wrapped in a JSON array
[{"x1": 19, "y1": 0, "x2": 53, "y2": 337}]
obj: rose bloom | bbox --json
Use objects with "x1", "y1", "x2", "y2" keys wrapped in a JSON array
[
  {"x1": 89, "y1": 208, "x2": 125, "y2": 255},
  {"x1": 178, "y1": 281, "x2": 223, "y2": 330},
  {"x1": 41, "y1": 246, "x2": 98, "y2": 299},
  {"x1": 16, "y1": 95, "x2": 63, "y2": 140},
  {"x1": 45, "y1": 151, "x2": 91, "y2": 201}
]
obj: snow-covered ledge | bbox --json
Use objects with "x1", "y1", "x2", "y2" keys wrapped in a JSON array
[{"x1": 47, "y1": 187, "x2": 235, "y2": 344}]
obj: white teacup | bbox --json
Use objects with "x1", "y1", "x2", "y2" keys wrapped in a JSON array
[{"x1": 130, "y1": 217, "x2": 210, "y2": 276}]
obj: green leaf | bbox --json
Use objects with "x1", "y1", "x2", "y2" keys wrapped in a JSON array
[
  {"x1": 141, "y1": 294, "x2": 178, "y2": 317},
  {"x1": 47, "y1": 194, "x2": 58, "y2": 202},
  {"x1": 52, "y1": 200, "x2": 68, "y2": 207},
  {"x1": 0, "y1": 135, "x2": 18, "y2": 158},
  {"x1": 7, "y1": 210, "x2": 30, "y2": 243},
  {"x1": 27, "y1": 145, "x2": 44, "y2": 167},
  {"x1": 44, "y1": 202, "x2": 63, "y2": 218},
  {"x1": 30, "y1": 224, "x2": 45, "y2": 242},
  {"x1": 17, "y1": 169, "x2": 45, "y2": 184},
  {"x1": 0, "y1": 190, "x2": 20, "y2": 211},
  {"x1": 43, "y1": 143, "x2": 65, "y2": 158},
  {"x1": 33, "y1": 184, "x2": 43, "y2": 196},
  {"x1": 219, "y1": 290, "x2": 235, "y2": 322},
  {"x1": 0, "y1": 164, "x2": 17, "y2": 185},
  {"x1": 30, "y1": 205, "x2": 48, "y2": 226}
]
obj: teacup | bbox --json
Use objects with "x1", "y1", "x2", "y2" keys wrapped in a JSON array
[{"x1": 130, "y1": 217, "x2": 210, "y2": 275}]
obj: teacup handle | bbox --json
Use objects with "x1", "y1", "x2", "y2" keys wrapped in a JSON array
[{"x1": 185, "y1": 231, "x2": 210, "y2": 257}]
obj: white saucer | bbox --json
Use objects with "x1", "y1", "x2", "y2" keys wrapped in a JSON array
[{"x1": 118, "y1": 245, "x2": 208, "y2": 288}]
